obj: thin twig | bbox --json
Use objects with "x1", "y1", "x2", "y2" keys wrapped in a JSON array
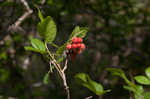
[
  {"x1": 63, "y1": 59, "x2": 68, "y2": 72},
  {"x1": 45, "y1": 43, "x2": 70, "y2": 99},
  {"x1": 45, "y1": 43, "x2": 62, "y2": 71},
  {"x1": 9, "y1": 0, "x2": 33, "y2": 31},
  {"x1": 49, "y1": 61, "x2": 53, "y2": 73},
  {"x1": 45, "y1": 43, "x2": 62, "y2": 77},
  {"x1": 85, "y1": 96, "x2": 93, "y2": 99},
  {"x1": 62, "y1": 72, "x2": 70, "y2": 99}
]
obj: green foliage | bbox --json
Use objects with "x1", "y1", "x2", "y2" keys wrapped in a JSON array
[
  {"x1": 107, "y1": 67, "x2": 150, "y2": 99},
  {"x1": 24, "y1": 38, "x2": 46, "y2": 54},
  {"x1": 124, "y1": 85, "x2": 144, "y2": 99},
  {"x1": 43, "y1": 70, "x2": 51, "y2": 85},
  {"x1": 134, "y1": 76, "x2": 150, "y2": 85},
  {"x1": 69, "y1": 26, "x2": 88, "y2": 41},
  {"x1": 145, "y1": 67, "x2": 150, "y2": 79},
  {"x1": 0, "y1": 52, "x2": 7, "y2": 60},
  {"x1": 75, "y1": 73, "x2": 110, "y2": 96},
  {"x1": 38, "y1": 8, "x2": 44, "y2": 22},
  {"x1": 37, "y1": 16, "x2": 57, "y2": 44},
  {"x1": 134, "y1": 67, "x2": 150, "y2": 85},
  {"x1": 106, "y1": 68, "x2": 130, "y2": 84},
  {"x1": 0, "y1": 69, "x2": 9, "y2": 83},
  {"x1": 107, "y1": 68, "x2": 145, "y2": 99}
]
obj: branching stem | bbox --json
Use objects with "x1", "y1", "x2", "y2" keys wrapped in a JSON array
[
  {"x1": 45, "y1": 43, "x2": 70, "y2": 99},
  {"x1": 9, "y1": 0, "x2": 33, "y2": 31}
]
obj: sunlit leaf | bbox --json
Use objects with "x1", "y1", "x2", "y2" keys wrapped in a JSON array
[
  {"x1": 69, "y1": 26, "x2": 88, "y2": 41},
  {"x1": 24, "y1": 38, "x2": 46, "y2": 54},
  {"x1": 106, "y1": 68, "x2": 131, "y2": 85},
  {"x1": 145, "y1": 67, "x2": 150, "y2": 79},
  {"x1": 134, "y1": 76, "x2": 150, "y2": 85},
  {"x1": 75, "y1": 73, "x2": 110, "y2": 95},
  {"x1": 69, "y1": 26, "x2": 80, "y2": 39},
  {"x1": 30, "y1": 38, "x2": 45, "y2": 51},
  {"x1": 37, "y1": 16, "x2": 57, "y2": 44},
  {"x1": 43, "y1": 72, "x2": 50, "y2": 85},
  {"x1": 123, "y1": 85, "x2": 136, "y2": 93},
  {"x1": 38, "y1": 8, "x2": 44, "y2": 22}
]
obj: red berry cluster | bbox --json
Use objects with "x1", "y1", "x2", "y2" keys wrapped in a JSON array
[
  {"x1": 66, "y1": 37, "x2": 85, "y2": 52},
  {"x1": 66, "y1": 37, "x2": 85, "y2": 60}
]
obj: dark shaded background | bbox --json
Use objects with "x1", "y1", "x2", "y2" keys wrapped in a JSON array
[{"x1": 0, "y1": 0, "x2": 150, "y2": 99}]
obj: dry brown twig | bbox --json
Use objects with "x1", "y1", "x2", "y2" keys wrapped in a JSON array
[
  {"x1": 45, "y1": 43, "x2": 70, "y2": 99},
  {"x1": 85, "y1": 96, "x2": 93, "y2": 99},
  {"x1": 9, "y1": 0, "x2": 33, "y2": 31}
]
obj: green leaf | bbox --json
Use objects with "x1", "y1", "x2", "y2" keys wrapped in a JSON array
[
  {"x1": 24, "y1": 38, "x2": 46, "y2": 53},
  {"x1": 24, "y1": 46, "x2": 45, "y2": 53},
  {"x1": 38, "y1": 8, "x2": 44, "y2": 22},
  {"x1": 145, "y1": 67, "x2": 150, "y2": 79},
  {"x1": 25, "y1": 46, "x2": 38, "y2": 51},
  {"x1": 123, "y1": 85, "x2": 136, "y2": 93},
  {"x1": 75, "y1": 73, "x2": 110, "y2": 95},
  {"x1": 75, "y1": 73, "x2": 89, "y2": 83},
  {"x1": 136, "y1": 85, "x2": 144, "y2": 94},
  {"x1": 134, "y1": 76, "x2": 150, "y2": 85},
  {"x1": 37, "y1": 16, "x2": 57, "y2": 44},
  {"x1": 69, "y1": 26, "x2": 88, "y2": 41},
  {"x1": 89, "y1": 80, "x2": 106, "y2": 95},
  {"x1": 30, "y1": 38, "x2": 45, "y2": 51},
  {"x1": 69, "y1": 26, "x2": 80, "y2": 39},
  {"x1": 106, "y1": 68, "x2": 131, "y2": 85},
  {"x1": 144, "y1": 92, "x2": 150, "y2": 99},
  {"x1": 106, "y1": 68, "x2": 124, "y2": 77},
  {"x1": 135, "y1": 94, "x2": 144, "y2": 99},
  {"x1": 124, "y1": 85, "x2": 144, "y2": 99},
  {"x1": 43, "y1": 72, "x2": 50, "y2": 85},
  {"x1": 30, "y1": 38, "x2": 46, "y2": 52},
  {"x1": 123, "y1": 85, "x2": 144, "y2": 94},
  {"x1": 76, "y1": 27, "x2": 88, "y2": 38}
]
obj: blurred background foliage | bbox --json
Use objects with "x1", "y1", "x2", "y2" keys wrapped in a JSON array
[{"x1": 0, "y1": 0, "x2": 150, "y2": 99}]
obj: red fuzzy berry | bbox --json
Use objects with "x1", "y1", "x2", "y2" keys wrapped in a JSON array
[
  {"x1": 76, "y1": 43, "x2": 81, "y2": 48},
  {"x1": 80, "y1": 44, "x2": 85, "y2": 49},
  {"x1": 66, "y1": 44, "x2": 72, "y2": 50},
  {"x1": 71, "y1": 44, "x2": 78, "y2": 49},
  {"x1": 77, "y1": 38, "x2": 82, "y2": 43},
  {"x1": 72, "y1": 37, "x2": 78, "y2": 43}
]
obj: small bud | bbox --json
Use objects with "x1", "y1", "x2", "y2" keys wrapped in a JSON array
[
  {"x1": 72, "y1": 37, "x2": 78, "y2": 43},
  {"x1": 71, "y1": 44, "x2": 78, "y2": 49},
  {"x1": 80, "y1": 43, "x2": 85, "y2": 49},
  {"x1": 66, "y1": 44, "x2": 72, "y2": 50},
  {"x1": 77, "y1": 37, "x2": 83, "y2": 43},
  {"x1": 76, "y1": 43, "x2": 81, "y2": 48}
]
